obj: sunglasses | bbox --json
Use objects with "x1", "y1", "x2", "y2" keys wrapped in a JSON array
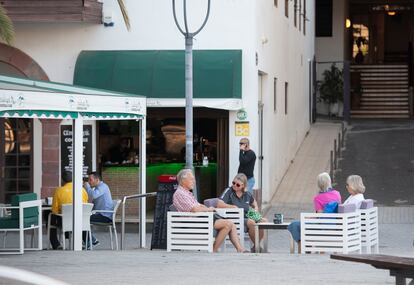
[
  {"x1": 232, "y1": 181, "x2": 242, "y2": 187},
  {"x1": 239, "y1": 143, "x2": 245, "y2": 146}
]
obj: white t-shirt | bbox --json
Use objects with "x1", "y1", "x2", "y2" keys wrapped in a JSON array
[{"x1": 343, "y1": 193, "x2": 365, "y2": 209}]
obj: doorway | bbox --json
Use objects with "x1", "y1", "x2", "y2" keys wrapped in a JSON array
[
  {"x1": 0, "y1": 119, "x2": 33, "y2": 203},
  {"x1": 257, "y1": 73, "x2": 265, "y2": 192}
]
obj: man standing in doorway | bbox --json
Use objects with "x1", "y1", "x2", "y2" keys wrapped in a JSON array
[{"x1": 238, "y1": 138, "x2": 256, "y2": 193}]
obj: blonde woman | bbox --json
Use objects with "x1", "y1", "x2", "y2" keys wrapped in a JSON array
[
  {"x1": 343, "y1": 175, "x2": 365, "y2": 209},
  {"x1": 217, "y1": 173, "x2": 267, "y2": 251}
]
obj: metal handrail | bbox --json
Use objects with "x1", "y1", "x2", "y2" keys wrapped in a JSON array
[{"x1": 120, "y1": 192, "x2": 157, "y2": 250}]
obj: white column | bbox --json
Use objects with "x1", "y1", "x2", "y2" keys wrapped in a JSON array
[
  {"x1": 33, "y1": 119, "x2": 42, "y2": 198},
  {"x1": 72, "y1": 116, "x2": 84, "y2": 251},
  {"x1": 139, "y1": 117, "x2": 146, "y2": 248}
]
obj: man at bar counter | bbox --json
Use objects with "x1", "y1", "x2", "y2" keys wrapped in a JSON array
[
  {"x1": 173, "y1": 169, "x2": 247, "y2": 253},
  {"x1": 83, "y1": 172, "x2": 114, "y2": 248},
  {"x1": 50, "y1": 171, "x2": 88, "y2": 250}
]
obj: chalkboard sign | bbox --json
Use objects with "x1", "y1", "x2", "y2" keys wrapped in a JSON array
[
  {"x1": 61, "y1": 125, "x2": 92, "y2": 178},
  {"x1": 151, "y1": 175, "x2": 178, "y2": 250}
]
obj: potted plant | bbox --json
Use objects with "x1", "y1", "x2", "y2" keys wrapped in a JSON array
[{"x1": 319, "y1": 64, "x2": 344, "y2": 116}]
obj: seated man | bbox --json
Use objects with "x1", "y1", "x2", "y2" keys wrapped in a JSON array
[
  {"x1": 83, "y1": 172, "x2": 114, "y2": 248},
  {"x1": 50, "y1": 171, "x2": 88, "y2": 250},
  {"x1": 173, "y1": 169, "x2": 246, "y2": 253}
]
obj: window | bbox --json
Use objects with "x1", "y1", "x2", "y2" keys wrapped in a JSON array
[
  {"x1": 316, "y1": 0, "x2": 333, "y2": 37},
  {"x1": 274, "y1": 78, "x2": 277, "y2": 112},
  {"x1": 285, "y1": 0, "x2": 289, "y2": 17},
  {"x1": 303, "y1": 0, "x2": 307, "y2": 35},
  {"x1": 294, "y1": 0, "x2": 298, "y2": 27},
  {"x1": 274, "y1": 0, "x2": 278, "y2": 7},
  {"x1": 298, "y1": 0, "x2": 302, "y2": 31},
  {"x1": 284, "y1": 82, "x2": 288, "y2": 115}
]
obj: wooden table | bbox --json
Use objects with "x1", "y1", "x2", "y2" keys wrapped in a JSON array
[
  {"x1": 254, "y1": 222, "x2": 290, "y2": 253},
  {"x1": 331, "y1": 254, "x2": 414, "y2": 285}
]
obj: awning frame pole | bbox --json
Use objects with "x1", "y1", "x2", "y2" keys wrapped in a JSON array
[
  {"x1": 138, "y1": 117, "x2": 147, "y2": 248},
  {"x1": 72, "y1": 116, "x2": 84, "y2": 251}
]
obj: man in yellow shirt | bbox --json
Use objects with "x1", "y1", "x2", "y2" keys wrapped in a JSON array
[{"x1": 49, "y1": 171, "x2": 88, "y2": 250}]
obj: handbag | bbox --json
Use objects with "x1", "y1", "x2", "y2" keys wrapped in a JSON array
[
  {"x1": 246, "y1": 208, "x2": 263, "y2": 222},
  {"x1": 323, "y1": 201, "x2": 339, "y2": 213}
]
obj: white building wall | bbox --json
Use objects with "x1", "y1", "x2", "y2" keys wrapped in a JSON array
[
  {"x1": 253, "y1": 0, "x2": 314, "y2": 205},
  {"x1": 12, "y1": 0, "x2": 313, "y2": 206},
  {"x1": 315, "y1": 0, "x2": 346, "y2": 115},
  {"x1": 315, "y1": 0, "x2": 346, "y2": 62}
]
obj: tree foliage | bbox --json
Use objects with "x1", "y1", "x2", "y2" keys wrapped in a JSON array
[{"x1": 0, "y1": 4, "x2": 14, "y2": 44}]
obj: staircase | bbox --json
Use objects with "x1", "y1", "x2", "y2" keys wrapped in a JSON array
[{"x1": 350, "y1": 64, "x2": 410, "y2": 119}]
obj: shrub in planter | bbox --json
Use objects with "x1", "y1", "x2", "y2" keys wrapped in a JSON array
[{"x1": 319, "y1": 64, "x2": 344, "y2": 116}]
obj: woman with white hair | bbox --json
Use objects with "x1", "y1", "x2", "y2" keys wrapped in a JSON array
[
  {"x1": 287, "y1": 172, "x2": 342, "y2": 251},
  {"x1": 312, "y1": 172, "x2": 342, "y2": 213},
  {"x1": 343, "y1": 175, "x2": 365, "y2": 209}
]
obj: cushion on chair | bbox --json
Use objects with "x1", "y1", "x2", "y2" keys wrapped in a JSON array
[
  {"x1": 11, "y1": 193, "x2": 38, "y2": 219},
  {"x1": 0, "y1": 216, "x2": 38, "y2": 229},
  {"x1": 204, "y1": 198, "x2": 219, "y2": 208},
  {"x1": 338, "y1": 203, "x2": 356, "y2": 213},
  {"x1": 360, "y1": 199, "x2": 374, "y2": 209}
]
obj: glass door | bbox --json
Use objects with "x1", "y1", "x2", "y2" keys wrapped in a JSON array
[{"x1": 0, "y1": 119, "x2": 33, "y2": 203}]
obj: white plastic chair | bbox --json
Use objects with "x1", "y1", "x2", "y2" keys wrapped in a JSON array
[
  {"x1": 49, "y1": 203, "x2": 93, "y2": 250},
  {"x1": 0, "y1": 200, "x2": 42, "y2": 254},
  {"x1": 215, "y1": 208, "x2": 245, "y2": 251},
  {"x1": 91, "y1": 199, "x2": 121, "y2": 250},
  {"x1": 359, "y1": 200, "x2": 379, "y2": 253},
  {"x1": 167, "y1": 211, "x2": 214, "y2": 252},
  {"x1": 300, "y1": 210, "x2": 361, "y2": 254}
]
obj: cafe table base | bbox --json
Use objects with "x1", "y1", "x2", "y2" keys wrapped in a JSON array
[{"x1": 254, "y1": 222, "x2": 292, "y2": 253}]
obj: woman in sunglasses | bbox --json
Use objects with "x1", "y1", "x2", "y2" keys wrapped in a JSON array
[{"x1": 218, "y1": 173, "x2": 267, "y2": 251}]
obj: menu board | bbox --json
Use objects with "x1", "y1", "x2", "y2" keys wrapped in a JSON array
[{"x1": 61, "y1": 125, "x2": 92, "y2": 178}]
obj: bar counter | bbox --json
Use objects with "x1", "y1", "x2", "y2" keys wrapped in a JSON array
[{"x1": 102, "y1": 163, "x2": 217, "y2": 214}]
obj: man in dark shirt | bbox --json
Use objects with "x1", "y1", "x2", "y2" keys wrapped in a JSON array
[{"x1": 238, "y1": 138, "x2": 256, "y2": 193}]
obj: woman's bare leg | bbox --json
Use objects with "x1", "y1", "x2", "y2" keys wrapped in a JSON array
[
  {"x1": 258, "y1": 218, "x2": 268, "y2": 240},
  {"x1": 247, "y1": 219, "x2": 256, "y2": 244},
  {"x1": 213, "y1": 219, "x2": 232, "y2": 252},
  {"x1": 228, "y1": 223, "x2": 245, "y2": 252}
]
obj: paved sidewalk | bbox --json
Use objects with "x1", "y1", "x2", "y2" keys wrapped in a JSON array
[
  {"x1": 267, "y1": 121, "x2": 343, "y2": 219},
  {"x1": 1, "y1": 222, "x2": 413, "y2": 285}
]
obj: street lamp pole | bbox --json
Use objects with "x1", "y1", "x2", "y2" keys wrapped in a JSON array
[{"x1": 172, "y1": 0, "x2": 210, "y2": 200}]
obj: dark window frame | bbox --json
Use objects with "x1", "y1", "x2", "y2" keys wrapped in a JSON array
[
  {"x1": 274, "y1": 78, "x2": 277, "y2": 113},
  {"x1": 303, "y1": 0, "x2": 307, "y2": 35},
  {"x1": 284, "y1": 82, "x2": 288, "y2": 115},
  {"x1": 294, "y1": 0, "x2": 298, "y2": 27},
  {"x1": 315, "y1": 0, "x2": 333, "y2": 37},
  {"x1": 285, "y1": 0, "x2": 289, "y2": 18}
]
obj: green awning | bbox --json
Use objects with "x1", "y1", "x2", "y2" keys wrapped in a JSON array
[
  {"x1": 74, "y1": 50, "x2": 242, "y2": 100},
  {"x1": 0, "y1": 75, "x2": 146, "y2": 119}
]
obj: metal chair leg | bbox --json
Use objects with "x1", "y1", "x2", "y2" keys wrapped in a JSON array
[
  {"x1": 109, "y1": 227, "x2": 113, "y2": 250},
  {"x1": 3, "y1": 232, "x2": 7, "y2": 248},
  {"x1": 113, "y1": 225, "x2": 119, "y2": 250},
  {"x1": 89, "y1": 231, "x2": 93, "y2": 251}
]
